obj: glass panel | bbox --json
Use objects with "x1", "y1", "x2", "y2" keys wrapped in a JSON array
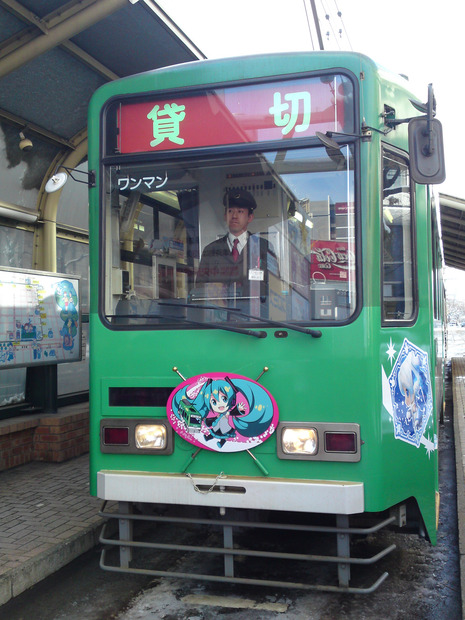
[
  {"x1": 56, "y1": 161, "x2": 89, "y2": 230},
  {"x1": 103, "y1": 145, "x2": 356, "y2": 328},
  {"x1": 0, "y1": 226, "x2": 33, "y2": 268},
  {"x1": 56, "y1": 238, "x2": 89, "y2": 396},
  {"x1": 57, "y1": 322, "x2": 89, "y2": 396},
  {"x1": 382, "y1": 151, "x2": 415, "y2": 321},
  {"x1": 0, "y1": 226, "x2": 32, "y2": 405},
  {"x1": 0, "y1": 367, "x2": 25, "y2": 407},
  {"x1": 56, "y1": 237, "x2": 89, "y2": 312}
]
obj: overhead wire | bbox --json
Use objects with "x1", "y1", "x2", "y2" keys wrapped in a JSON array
[
  {"x1": 333, "y1": 0, "x2": 353, "y2": 50},
  {"x1": 302, "y1": 0, "x2": 353, "y2": 53},
  {"x1": 302, "y1": 0, "x2": 316, "y2": 51},
  {"x1": 319, "y1": 0, "x2": 341, "y2": 48}
]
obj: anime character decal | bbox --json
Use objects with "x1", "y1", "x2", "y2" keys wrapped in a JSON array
[
  {"x1": 167, "y1": 372, "x2": 279, "y2": 452},
  {"x1": 55, "y1": 280, "x2": 79, "y2": 351},
  {"x1": 382, "y1": 338, "x2": 436, "y2": 454}
]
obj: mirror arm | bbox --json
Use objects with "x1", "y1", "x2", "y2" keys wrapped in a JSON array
[
  {"x1": 383, "y1": 116, "x2": 413, "y2": 128},
  {"x1": 60, "y1": 166, "x2": 96, "y2": 188}
]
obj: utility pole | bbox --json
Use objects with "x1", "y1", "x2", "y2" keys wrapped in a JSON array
[{"x1": 308, "y1": 0, "x2": 324, "y2": 50}]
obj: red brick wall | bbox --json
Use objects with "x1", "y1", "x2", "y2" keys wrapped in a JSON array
[
  {"x1": 34, "y1": 410, "x2": 89, "y2": 462},
  {"x1": 0, "y1": 405, "x2": 89, "y2": 472},
  {"x1": 0, "y1": 425, "x2": 35, "y2": 470}
]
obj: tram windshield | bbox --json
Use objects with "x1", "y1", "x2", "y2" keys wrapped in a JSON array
[{"x1": 102, "y1": 144, "x2": 356, "y2": 328}]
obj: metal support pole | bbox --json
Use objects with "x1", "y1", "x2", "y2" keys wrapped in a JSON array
[
  {"x1": 223, "y1": 523, "x2": 234, "y2": 578},
  {"x1": 336, "y1": 514, "x2": 351, "y2": 587},
  {"x1": 119, "y1": 502, "x2": 133, "y2": 568},
  {"x1": 308, "y1": 0, "x2": 324, "y2": 50},
  {"x1": 26, "y1": 364, "x2": 58, "y2": 413}
]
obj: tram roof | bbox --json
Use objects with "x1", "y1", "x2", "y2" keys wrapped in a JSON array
[
  {"x1": 440, "y1": 194, "x2": 465, "y2": 271},
  {"x1": 0, "y1": 0, "x2": 205, "y2": 148}
]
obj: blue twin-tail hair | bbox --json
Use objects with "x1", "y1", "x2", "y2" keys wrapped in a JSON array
[
  {"x1": 172, "y1": 377, "x2": 274, "y2": 438},
  {"x1": 398, "y1": 351, "x2": 429, "y2": 405}
]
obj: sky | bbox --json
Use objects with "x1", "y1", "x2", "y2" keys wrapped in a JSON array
[
  {"x1": 157, "y1": 0, "x2": 462, "y2": 199},
  {"x1": 157, "y1": 0, "x2": 464, "y2": 300}
]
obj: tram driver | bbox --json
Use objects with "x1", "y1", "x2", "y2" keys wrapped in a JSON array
[{"x1": 194, "y1": 189, "x2": 276, "y2": 311}]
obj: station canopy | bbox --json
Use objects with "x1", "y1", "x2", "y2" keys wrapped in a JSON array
[
  {"x1": 440, "y1": 194, "x2": 465, "y2": 271},
  {"x1": 0, "y1": 0, "x2": 204, "y2": 153}
]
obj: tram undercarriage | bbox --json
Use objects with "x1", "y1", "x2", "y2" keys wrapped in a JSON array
[{"x1": 98, "y1": 499, "x2": 412, "y2": 594}]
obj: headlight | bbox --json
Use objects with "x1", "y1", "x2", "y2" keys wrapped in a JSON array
[
  {"x1": 277, "y1": 422, "x2": 361, "y2": 461},
  {"x1": 135, "y1": 424, "x2": 167, "y2": 449},
  {"x1": 282, "y1": 427, "x2": 318, "y2": 455}
]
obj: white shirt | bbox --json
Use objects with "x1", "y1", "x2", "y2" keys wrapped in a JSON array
[{"x1": 227, "y1": 231, "x2": 248, "y2": 255}]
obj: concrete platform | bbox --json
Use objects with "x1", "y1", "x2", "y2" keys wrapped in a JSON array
[
  {"x1": 0, "y1": 454, "x2": 103, "y2": 606},
  {"x1": 452, "y1": 356, "x2": 465, "y2": 620}
]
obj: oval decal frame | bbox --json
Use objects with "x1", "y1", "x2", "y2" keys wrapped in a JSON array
[{"x1": 167, "y1": 372, "x2": 279, "y2": 452}]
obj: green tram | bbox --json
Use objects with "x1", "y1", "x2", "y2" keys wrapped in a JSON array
[{"x1": 88, "y1": 52, "x2": 446, "y2": 592}]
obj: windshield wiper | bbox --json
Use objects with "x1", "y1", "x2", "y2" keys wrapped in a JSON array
[
  {"x1": 105, "y1": 312, "x2": 267, "y2": 339},
  {"x1": 158, "y1": 302, "x2": 322, "y2": 338}
]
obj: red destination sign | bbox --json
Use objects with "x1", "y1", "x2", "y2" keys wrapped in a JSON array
[{"x1": 118, "y1": 75, "x2": 351, "y2": 154}]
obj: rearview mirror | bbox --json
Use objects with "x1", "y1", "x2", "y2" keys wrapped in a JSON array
[{"x1": 408, "y1": 117, "x2": 446, "y2": 184}]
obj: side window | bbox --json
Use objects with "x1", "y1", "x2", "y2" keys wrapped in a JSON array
[
  {"x1": 431, "y1": 193, "x2": 443, "y2": 322},
  {"x1": 381, "y1": 150, "x2": 417, "y2": 323}
]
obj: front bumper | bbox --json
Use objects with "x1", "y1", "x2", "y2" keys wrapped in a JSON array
[{"x1": 97, "y1": 470, "x2": 364, "y2": 514}]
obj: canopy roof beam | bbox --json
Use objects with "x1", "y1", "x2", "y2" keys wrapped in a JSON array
[{"x1": 0, "y1": 0, "x2": 129, "y2": 78}]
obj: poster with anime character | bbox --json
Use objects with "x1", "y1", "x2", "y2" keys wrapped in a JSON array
[
  {"x1": 167, "y1": 372, "x2": 279, "y2": 452},
  {"x1": 55, "y1": 280, "x2": 79, "y2": 351},
  {"x1": 382, "y1": 338, "x2": 434, "y2": 450}
]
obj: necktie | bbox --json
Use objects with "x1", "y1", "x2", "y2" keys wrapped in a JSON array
[{"x1": 232, "y1": 238, "x2": 239, "y2": 262}]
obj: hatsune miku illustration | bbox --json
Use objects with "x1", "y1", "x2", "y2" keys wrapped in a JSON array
[
  {"x1": 167, "y1": 372, "x2": 279, "y2": 452},
  {"x1": 398, "y1": 351, "x2": 428, "y2": 430},
  {"x1": 385, "y1": 339, "x2": 433, "y2": 448},
  {"x1": 55, "y1": 280, "x2": 79, "y2": 351}
]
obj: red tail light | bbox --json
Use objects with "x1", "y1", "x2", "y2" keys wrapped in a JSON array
[
  {"x1": 325, "y1": 432, "x2": 356, "y2": 453},
  {"x1": 103, "y1": 427, "x2": 129, "y2": 445}
]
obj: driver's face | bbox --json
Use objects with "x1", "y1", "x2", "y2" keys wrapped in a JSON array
[{"x1": 225, "y1": 207, "x2": 253, "y2": 236}]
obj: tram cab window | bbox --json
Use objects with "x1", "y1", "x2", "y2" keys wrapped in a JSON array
[
  {"x1": 103, "y1": 145, "x2": 356, "y2": 327},
  {"x1": 381, "y1": 150, "x2": 416, "y2": 323}
]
